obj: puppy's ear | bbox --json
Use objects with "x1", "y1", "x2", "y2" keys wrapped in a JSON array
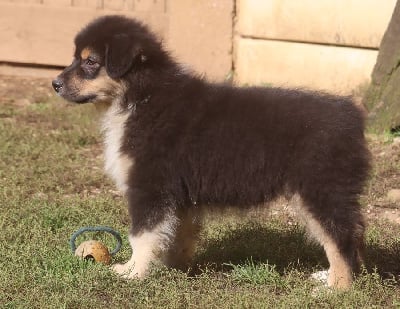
[{"x1": 105, "y1": 34, "x2": 141, "y2": 79}]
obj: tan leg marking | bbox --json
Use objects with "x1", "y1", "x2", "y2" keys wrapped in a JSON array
[
  {"x1": 163, "y1": 210, "x2": 202, "y2": 269},
  {"x1": 295, "y1": 198, "x2": 353, "y2": 289}
]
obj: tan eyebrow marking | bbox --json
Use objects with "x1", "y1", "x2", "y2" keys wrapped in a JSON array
[{"x1": 80, "y1": 47, "x2": 92, "y2": 60}]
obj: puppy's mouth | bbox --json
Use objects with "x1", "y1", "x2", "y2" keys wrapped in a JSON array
[
  {"x1": 73, "y1": 94, "x2": 97, "y2": 104},
  {"x1": 60, "y1": 93, "x2": 97, "y2": 104}
]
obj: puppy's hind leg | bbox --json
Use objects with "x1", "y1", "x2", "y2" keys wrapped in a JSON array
[{"x1": 298, "y1": 194, "x2": 365, "y2": 289}]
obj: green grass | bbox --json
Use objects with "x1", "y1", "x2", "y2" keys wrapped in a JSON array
[{"x1": 1, "y1": 98, "x2": 399, "y2": 308}]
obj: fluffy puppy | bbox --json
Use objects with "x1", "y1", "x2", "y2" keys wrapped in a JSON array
[{"x1": 53, "y1": 15, "x2": 371, "y2": 289}]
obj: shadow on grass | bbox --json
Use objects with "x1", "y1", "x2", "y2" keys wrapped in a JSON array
[
  {"x1": 364, "y1": 244, "x2": 400, "y2": 280},
  {"x1": 193, "y1": 222, "x2": 400, "y2": 281},
  {"x1": 194, "y1": 223, "x2": 327, "y2": 274}
]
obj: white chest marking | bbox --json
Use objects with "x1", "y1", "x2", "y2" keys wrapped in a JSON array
[{"x1": 101, "y1": 105, "x2": 133, "y2": 194}]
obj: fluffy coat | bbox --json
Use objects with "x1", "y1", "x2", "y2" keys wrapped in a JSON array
[{"x1": 53, "y1": 15, "x2": 371, "y2": 289}]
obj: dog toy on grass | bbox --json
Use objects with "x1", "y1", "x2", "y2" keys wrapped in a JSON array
[{"x1": 70, "y1": 226, "x2": 122, "y2": 265}]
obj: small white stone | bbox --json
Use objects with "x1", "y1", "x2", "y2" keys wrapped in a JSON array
[{"x1": 310, "y1": 270, "x2": 329, "y2": 286}]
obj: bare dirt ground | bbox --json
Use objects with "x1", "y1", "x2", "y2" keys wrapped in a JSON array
[{"x1": 1, "y1": 75, "x2": 399, "y2": 224}]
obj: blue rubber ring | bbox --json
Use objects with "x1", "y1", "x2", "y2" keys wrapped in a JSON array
[{"x1": 70, "y1": 226, "x2": 122, "y2": 256}]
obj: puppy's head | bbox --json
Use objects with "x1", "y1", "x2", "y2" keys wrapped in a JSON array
[{"x1": 52, "y1": 15, "x2": 163, "y2": 105}]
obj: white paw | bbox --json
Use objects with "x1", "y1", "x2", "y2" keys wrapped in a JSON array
[
  {"x1": 112, "y1": 263, "x2": 137, "y2": 279},
  {"x1": 310, "y1": 270, "x2": 329, "y2": 286},
  {"x1": 111, "y1": 262, "x2": 148, "y2": 279}
]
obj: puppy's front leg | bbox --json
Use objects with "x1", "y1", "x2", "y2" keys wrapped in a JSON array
[
  {"x1": 112, "y1": 186, "x2": 178, "y2": 279},
  {"x1": 112, "y1": 226, "x2": 174, "y2": 278}
]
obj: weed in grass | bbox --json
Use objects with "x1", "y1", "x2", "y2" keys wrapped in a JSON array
[{"x1": 225, "y1": 258, "x2": 287, "y2": 288}]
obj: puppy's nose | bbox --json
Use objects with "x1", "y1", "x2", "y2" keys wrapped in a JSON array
[{"x1": 52, "y1": 79, "x2": 63, "y2": 93}]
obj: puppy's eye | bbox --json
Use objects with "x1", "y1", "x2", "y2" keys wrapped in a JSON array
[{"x1": 85, "y1": 58, "x2": 97, "y2": 66}]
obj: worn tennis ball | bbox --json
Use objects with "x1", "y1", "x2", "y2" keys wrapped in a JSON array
[{"x1": 74, "y1": 240, "x2": 112, "y2": 265}]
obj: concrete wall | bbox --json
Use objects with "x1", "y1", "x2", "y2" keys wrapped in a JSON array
[
  {"x1": 0, "y1": 0, "x2": 234, "y2": 81},
  {"x1": 234, "y1": 0, "x2": 397, "y2": 93},
  {"x1": 0, "y1": 0, "x2": 397, "y2": 94}
]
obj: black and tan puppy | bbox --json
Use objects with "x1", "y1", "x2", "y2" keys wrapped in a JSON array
[{"x1": 53, "y1": 15, "x2": 370, "y2": 289}]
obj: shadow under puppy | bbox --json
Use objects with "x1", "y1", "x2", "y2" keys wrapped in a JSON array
[{"x1": 52, "y1": 15, "x2": 371, "y2": 289}]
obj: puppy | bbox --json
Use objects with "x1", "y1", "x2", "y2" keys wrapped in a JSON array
[{"x1": 53, "y1": 15, "x2": 370, "y2": 289}]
